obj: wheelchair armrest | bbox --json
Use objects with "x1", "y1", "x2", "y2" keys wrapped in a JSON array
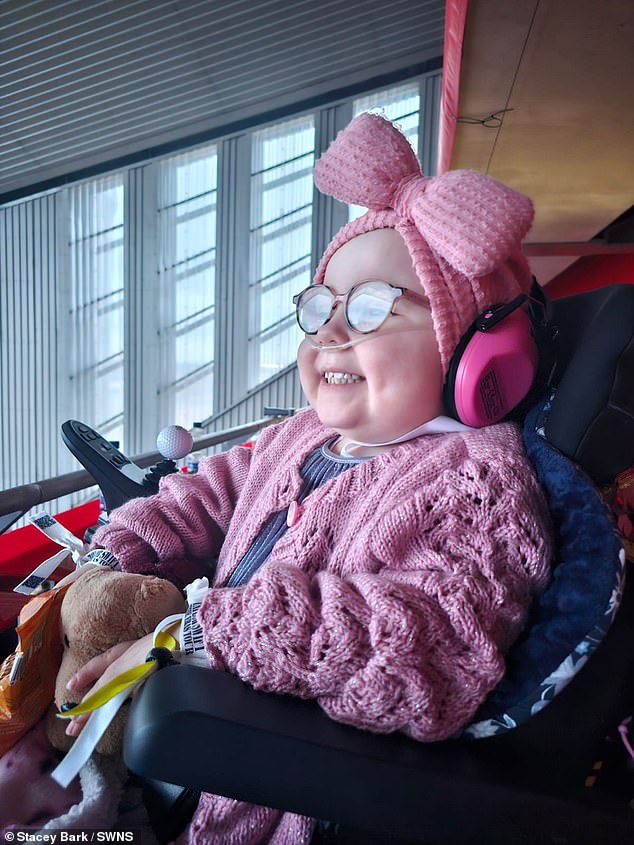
[{"x1": 125, "y1": 587, "x2": 634, "y2": 845}]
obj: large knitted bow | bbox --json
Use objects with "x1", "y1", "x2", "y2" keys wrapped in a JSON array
[{"x1": 314, "y1": 113, "x2": 534, "y2": 278}]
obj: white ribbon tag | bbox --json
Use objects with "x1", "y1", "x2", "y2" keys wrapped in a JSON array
[
  {"x1": 29, "y1": 512, "x2": 85, "y2": 562},
  {"x1": 13, "y1": 549, "x2": 75, "y2": 595},
  {"x1": 50, "y1": 685, "x2": 136, "y2": 788}
]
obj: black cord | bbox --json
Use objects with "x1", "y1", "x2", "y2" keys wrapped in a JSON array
[{"x1": 457, "y1": 108, "x2": 514, "y2": 128}]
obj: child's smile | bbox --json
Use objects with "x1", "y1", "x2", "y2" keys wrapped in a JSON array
[{"x1": 321, "y1": 370, "x2": 365, "y2": 385}]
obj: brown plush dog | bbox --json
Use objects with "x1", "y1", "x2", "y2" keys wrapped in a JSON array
[{"x1": 46, "y1": 567, "x2": 185, "y2": 755}]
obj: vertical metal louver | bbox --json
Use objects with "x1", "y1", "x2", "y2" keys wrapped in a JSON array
[
  {"x1": 156, "y1": 146, "x2": 218, "y2": 429},
  {"x1": 248, "y1": 116, "x2": 314, "y2": 389}
]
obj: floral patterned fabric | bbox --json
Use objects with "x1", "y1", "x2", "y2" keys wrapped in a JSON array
[
  {"x1": 463, "y1": 394, "x2": 626, "y2": 739},
  {"x1": 603, "y1": 467, "x2": 634, "y2": 564}
]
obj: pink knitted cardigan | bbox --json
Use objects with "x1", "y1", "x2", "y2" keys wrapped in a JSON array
[{"x1": 94, "y1": 410, "x2": 552, "y2": 845}]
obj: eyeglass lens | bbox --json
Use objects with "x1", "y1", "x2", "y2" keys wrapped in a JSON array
[{"x1": 297, "y1": 282, "x2": 399, "y2": 334}]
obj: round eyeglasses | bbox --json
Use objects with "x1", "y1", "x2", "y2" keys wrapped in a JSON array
[{"x1": 293, "y1": 281, "x2": 429, "y2": 335}]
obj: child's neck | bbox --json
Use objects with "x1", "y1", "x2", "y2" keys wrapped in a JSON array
[{"x1": 334, "y1": 415, "x2": 473, "y2": 459}]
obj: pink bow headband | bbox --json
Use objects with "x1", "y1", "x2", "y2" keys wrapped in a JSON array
[
  {"x1": 311, "y1": 113, "x2": 536, "y2": 374},
  {"x1": 313, "y1": 113, "x2": 534, "y2": 278}
]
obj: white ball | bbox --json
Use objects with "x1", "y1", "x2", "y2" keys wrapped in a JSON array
[{"x1": 156, "y1": 425, "x2": 193, "y2": 461}]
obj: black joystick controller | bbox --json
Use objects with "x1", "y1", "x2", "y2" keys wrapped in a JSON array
[{"x1": 61, "y1": 421, "x2": 194, "y2": 513}]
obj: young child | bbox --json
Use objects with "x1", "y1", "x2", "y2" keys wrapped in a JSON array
[{"x1": 66, "y1": 114, "x2": 553, "y2": 845}]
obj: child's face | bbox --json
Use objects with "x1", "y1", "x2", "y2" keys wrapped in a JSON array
[{"x1": 297, "y1": 228, "x2": 445, "y2": 444}]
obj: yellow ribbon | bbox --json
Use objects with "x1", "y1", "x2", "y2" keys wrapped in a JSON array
[{"x1": 56, "y1": 628, "x2": 178, "y2": 719}]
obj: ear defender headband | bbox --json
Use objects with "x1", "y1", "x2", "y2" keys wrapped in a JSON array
[
  {"x1": 443, "y1": 296, "x2": 537, "y2": 427},
  {"x1": 443, "y1": 284, "x2": 556, "y2": 427}
]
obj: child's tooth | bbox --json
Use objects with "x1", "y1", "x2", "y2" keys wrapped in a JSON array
[{"x1": 324, "y1": 371, "x2": 361, "y2": 384}]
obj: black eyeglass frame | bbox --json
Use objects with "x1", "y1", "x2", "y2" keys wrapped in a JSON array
[{"x1": 292, "y1": 281, "x2": 430, "y2": 336}]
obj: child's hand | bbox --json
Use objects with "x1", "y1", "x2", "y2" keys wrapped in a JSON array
[{"x1": 64, "y1": 632, "x2": 155, "y2": 737}]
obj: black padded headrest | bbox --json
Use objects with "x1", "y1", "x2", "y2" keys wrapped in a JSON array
[{"x1": 545, "y1": 284, "x2": 634, "y2": 485}]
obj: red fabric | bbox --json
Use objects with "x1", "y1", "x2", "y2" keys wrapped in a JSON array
[
  {"x1": 0, "y1": 499, "x2": 100, "y2": 629},
  {"x1": 545, "y1": 253, "x2": 634, "y2": 299},
  {"x1": 437, "y1": 0, "x2": 469, "y2": 174}
]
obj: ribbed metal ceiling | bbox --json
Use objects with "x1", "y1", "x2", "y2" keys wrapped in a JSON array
[{"x1": 0, "y1": 0, "x2": 444, "y2": 199}]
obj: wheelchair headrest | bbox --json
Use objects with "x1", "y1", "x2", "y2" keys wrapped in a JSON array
[{"x1": 545, "y1": 284, "x2": 634, "y2": 485}]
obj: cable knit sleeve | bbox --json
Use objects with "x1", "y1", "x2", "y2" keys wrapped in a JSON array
[
  {"x1": 91, "y1": 445, "x2": 253, "y2": 588},
  {"x1": 198, "y1": 438, "x2": 552, "y2": 741}
]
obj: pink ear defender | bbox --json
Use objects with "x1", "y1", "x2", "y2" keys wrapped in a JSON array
[{"x1": 443, "y1": 296, "x2": 539, "y2": 427}]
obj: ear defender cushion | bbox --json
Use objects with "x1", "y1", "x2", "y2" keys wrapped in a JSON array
[{"x1": 444, "y1": 306, "x2": 539, "y2": 427}]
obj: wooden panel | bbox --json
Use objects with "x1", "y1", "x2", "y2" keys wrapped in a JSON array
[{"x1": 451, "y1": 0, "x2": 634, "y2": 283}]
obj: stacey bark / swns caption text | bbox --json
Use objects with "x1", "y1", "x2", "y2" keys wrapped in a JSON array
[{"x1": 4, "y1": 833, "x2": 137, "y2": 843}]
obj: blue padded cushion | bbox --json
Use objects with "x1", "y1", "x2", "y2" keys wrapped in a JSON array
[{"x1": 463, "y1": 395, "x2": 625, "y2": 737}]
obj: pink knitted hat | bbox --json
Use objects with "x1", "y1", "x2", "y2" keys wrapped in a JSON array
[{"x1": 313, "y1": 113, "x2": 535, "y2": 374}]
